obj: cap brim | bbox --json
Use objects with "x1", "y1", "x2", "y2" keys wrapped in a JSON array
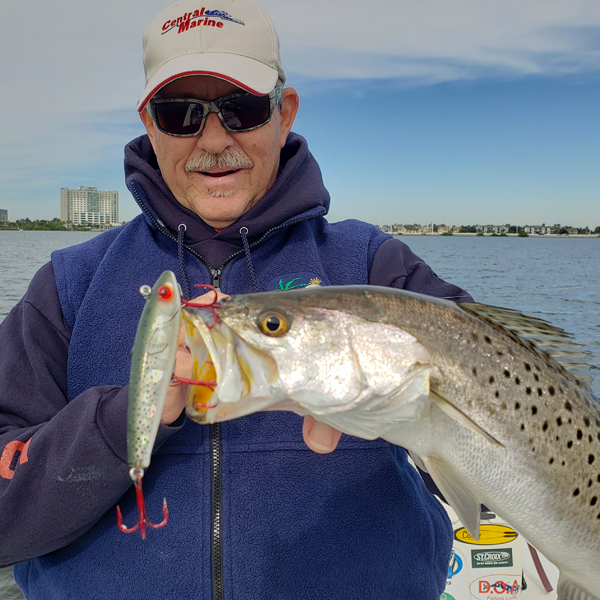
[{"x1": 138, "y1": 53, "x2": 279, "y2": 111}]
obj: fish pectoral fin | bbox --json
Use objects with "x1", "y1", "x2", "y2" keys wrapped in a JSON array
[
  {"x1": 431, "y1": 390, "x2": 504, "y2": 448},
  {"x1": 421, "y1": 455, "x2": 482, "y2": 541}
]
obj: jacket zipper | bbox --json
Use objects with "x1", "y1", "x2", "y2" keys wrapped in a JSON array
[
  {"x1": 130, "y1": 180, "x2": 326, "y2": 599},
  {"x1": 210, "y1": 423, "x2": 224, "y2": 600}
]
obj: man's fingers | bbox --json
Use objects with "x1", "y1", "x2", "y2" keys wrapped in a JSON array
[
  {"x1": 189, "y1": 290, "x2": 229, "y2": 304},
  {"x1": 302, "y1": 415, "x2": 343, "y2": 454}
]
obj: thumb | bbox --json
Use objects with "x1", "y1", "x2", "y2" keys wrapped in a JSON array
[{"x1": 302, "y1": 415, "x2": 342, "y2": 454}]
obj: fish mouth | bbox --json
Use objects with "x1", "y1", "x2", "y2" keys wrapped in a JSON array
[{"x1": 181, "y1": 306, "x2": 279, "y2": 424}]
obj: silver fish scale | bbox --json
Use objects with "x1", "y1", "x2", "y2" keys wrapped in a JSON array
[{"x1": 370, "y1": 291, "x2": 600, "y2": 594}]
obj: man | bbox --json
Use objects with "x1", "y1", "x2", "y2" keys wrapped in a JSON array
[{"x1": 0, "y1": 1, "x2": 471, "y2": 598}]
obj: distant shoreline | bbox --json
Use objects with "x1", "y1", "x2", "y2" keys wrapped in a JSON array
[{"x1": 393, "y1": 233, "x2": 600, "y2": 239}]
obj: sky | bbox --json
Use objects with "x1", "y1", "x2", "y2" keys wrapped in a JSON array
[{"x1": 0, "y1": 0, "x2": 599, "y2": 228}]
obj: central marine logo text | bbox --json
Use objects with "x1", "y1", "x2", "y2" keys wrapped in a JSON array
[{"x1": 162, "y1": 7, "x2": 245, "y2": 34}]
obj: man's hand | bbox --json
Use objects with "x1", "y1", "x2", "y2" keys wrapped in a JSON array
[
  {"x1": 161, "y1": 290, "x2": 228, "y2": 425},
  {"x1": 302, "y1": 416, "x2": 342, "y2": 454}
]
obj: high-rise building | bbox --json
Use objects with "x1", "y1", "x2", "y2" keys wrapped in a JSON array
[
  {"x1": 0, "y1": 209, "x2": 7, "y2": 222},
  {"x1": 60, "y1": 187, "x2": 119, "y2": 226}
]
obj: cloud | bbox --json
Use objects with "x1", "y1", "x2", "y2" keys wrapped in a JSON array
[{"x1": 1, "y1": 0, "x2": 599, "y2": 221}]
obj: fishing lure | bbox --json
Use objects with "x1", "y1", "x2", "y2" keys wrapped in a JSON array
[
  {"x1": 116, "y1": 271, "x2": 181, "y2": 539},
  {"x1": 117, "y1": 272, "x2": 220, "y2": 539}
]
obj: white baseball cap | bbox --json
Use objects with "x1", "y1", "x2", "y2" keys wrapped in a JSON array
[{"x1": 138, "y1": 0, "x2": 286, "y2": 112}]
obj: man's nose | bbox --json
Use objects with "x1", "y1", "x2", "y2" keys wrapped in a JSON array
[{"x1": 196, "y1": 111, "x2": 233, "y2": 154}]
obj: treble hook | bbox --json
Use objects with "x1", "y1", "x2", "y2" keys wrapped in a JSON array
[
  {"x1": 116, "y1": 468, "x2": 169, "y2": 540},
  {"x1": 181, "y1": 284, "x2": 221, "y2": 329}
]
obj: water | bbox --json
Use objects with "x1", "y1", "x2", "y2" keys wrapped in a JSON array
[
  {"x1": 0, "y1": 231, "x2": 100, "y2": 321},
  {"x1": 400, "y1": 235, "x2": 600, "y2": 397},
  {"x1": 0, "y1": 232, "x2": 599, "y2": 599}
]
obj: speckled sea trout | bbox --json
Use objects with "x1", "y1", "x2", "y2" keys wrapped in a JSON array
[{"x1": 182, "y1": 285, "x2": 600, "y2": 600}]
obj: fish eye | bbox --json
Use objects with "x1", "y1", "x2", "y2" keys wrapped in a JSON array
[
  {"x1": 257, "y1": 310, "x2": 289, "y2": 337},
  {"x1": 157, "y1": 285, "x2": 173, "y2": 301}
]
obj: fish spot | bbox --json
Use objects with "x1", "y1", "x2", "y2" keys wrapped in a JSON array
[
  {"x1": 589, "y1": 434, "x2": 594, "y2": 443},
  {"x1": 562, "y1": 460, "x2": 566, "y2": 466},
  {"x1": 542, "y1": 421, "x2": 548, "y2": 431},
  {"x1": 567, "y1": 441, "x2": 573, "y2": 449},
  {"x1": 573, "y1": 488, "x2": 580, "y2": 496},
  {"x1": 525, "y1": 363, "x2": 531, "y2": 371},
  {"x1": 520, "y1": 424, "x2": 525, "y2": 431},
  {"x1": 577, "y1": 430, "x2": 583, "y2": 440},
  {"x1": 484, "y1": 335, "x2": 491, "y2": 344},
  {"x1": 549, "y1": 457, "x2": 554, "y2": 464},
  {"x1": 557, "y1": 417, "x2": 563, "y2": 426},
  {"x1": 598, "y1": 475, "x2": 600, "y2": 483},
  {"x1": 489, "y1": 376, "x2": 495, "y2": 384},
  {"x1": 515, "y1": 402, "x2": 521, "y2": 410},
  {"x1": 535, "y1": 365, "x2": 542, "y2": 371},
  {"x1": 497, "y1": 351, "x2": 503, "y2": 357},
  {"x1": 588, "y1": 479, "x2": 593, "y2": 488},
  {"x1": 534, "y1": 374, "x2": 540, "y2": 382},
  {"x1": 504, "y1": 369, "x2": 510, "y2": 378},
  {"x1": 531, "y1": 406, "x2": 538, "y2": 415},
  {"x1": 515, "y1": 377, "x2": 520, "y2": 385},
  {"x1": 472, "y1": 367, "x2": 477, "y2": 376},
  {"x1": 495, "y1": 391, "x2": 500, "y2": 398},
  {"x1": 592, "y1": 497, "x2": 598, "y2": 506},
  {"x1": 549, "y1": 386, "x2": 555, "y2": 396},
  {"x1": 589, "y1": 455, "x2": 595, "y2": 465},
  {"x1": 526, "y1": 387, "x2": 532, "y2": 395},
  {"x1": 565, "y1": 401, "x2": 572, "y2": 412},
  {"x1": 584, "y1": 417, "x2": 590, "y2": 428},
  {"x1": 537, "y1": 388, "x2": 543, "y2": 396}
]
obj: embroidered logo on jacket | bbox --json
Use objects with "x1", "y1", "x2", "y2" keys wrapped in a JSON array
[{"x1": 273, "y1": 276, "x2": 322, "y2": 291}]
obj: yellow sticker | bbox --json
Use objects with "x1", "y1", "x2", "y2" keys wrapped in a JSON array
[{"x1": 454, "y1": 524, "x2": 518, "y2": 545}]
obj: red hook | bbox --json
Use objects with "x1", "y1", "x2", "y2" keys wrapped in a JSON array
[
  {"x1": 181, "y1": 284, "x2": 221, "y2": 329},
  {"x1": 116, "y1": 469, "x2": 168, "y2": 540}
]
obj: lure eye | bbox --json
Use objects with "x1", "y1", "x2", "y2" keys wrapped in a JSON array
[
  {"x1": 257, "y1": 310, "x2": 289, "y2": 337},
  {"x1": 157, "y1": 285, "x2": 173, "y2": 301}
]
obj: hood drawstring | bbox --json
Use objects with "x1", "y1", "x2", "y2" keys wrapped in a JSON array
[
  {"x1": 239, "y1": 227, "x2": 258, "y2": 293},
  {"x1": 177, "y1": 223, "x2": 192, "y2": 299}
]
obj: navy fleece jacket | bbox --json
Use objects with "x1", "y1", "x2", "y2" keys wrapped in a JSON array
[{"x1": 0, "y1": 132, "x2": 471, "y2": 600}]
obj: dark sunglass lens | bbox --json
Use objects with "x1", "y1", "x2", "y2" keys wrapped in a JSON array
[
  {"x1": 154, "y1": 102, "x2": 203, "y2": 135},
  {"x1": 220, "y1": 94, "x2": 270, "y2": 131}
]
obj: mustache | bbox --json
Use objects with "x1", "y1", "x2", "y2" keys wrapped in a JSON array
[{"x1": 185, "y1": 148, "x2": 254, "y2": 172}]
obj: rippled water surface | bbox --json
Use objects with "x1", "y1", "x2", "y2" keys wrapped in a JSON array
[{"x1": 0, "y1": 232, "x2": 599, "y2": 598}]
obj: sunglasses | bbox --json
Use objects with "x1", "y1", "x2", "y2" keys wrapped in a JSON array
[{"x1": 148, "y1": 87, "x2": 283, "y2": 137}]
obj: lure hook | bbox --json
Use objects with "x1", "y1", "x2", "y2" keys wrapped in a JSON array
[
  {"x1": 116, "y1": 468, "x2": 169, "y2": 540},
  {"x1": 180, "y1": 284, "x2": 221, "y2": 329}
]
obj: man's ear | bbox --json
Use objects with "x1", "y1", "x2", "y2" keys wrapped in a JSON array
[
  {"x1": 279, "y1": 88, "x2": 299, "y2": 148},
  {"x1": 140, "y1": 108, "x2": 157, "y2": 150}
]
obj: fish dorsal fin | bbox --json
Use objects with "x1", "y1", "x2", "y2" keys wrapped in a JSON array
[
  {"x1": 420, "y1": 455, "x2": 482, "y2": 540},
  {"x1": 458, "y1": 302, "x2": 594, "y2": 390}
]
